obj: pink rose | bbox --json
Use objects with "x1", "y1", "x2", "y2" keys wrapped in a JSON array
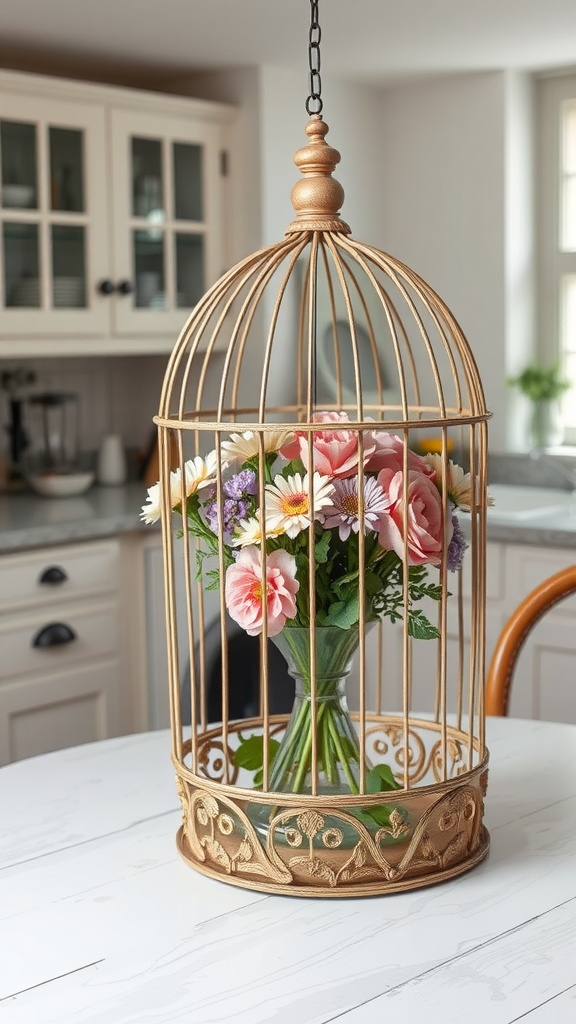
[
  {"x1": 225, "y1": 546, "x2": 299, "y2": 636},
  {"x1": 366, "y1": 431, "x2": 434, "y2": 476},
  {"x1": 376, "y1": 468, "x2": 451, "y2": 566},
  {"x1": 280, "y1": 411, "x2": 376, "y2": 479}
]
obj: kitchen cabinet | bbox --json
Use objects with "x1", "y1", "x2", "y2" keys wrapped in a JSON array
[
  {"x1": 0, "y1": 538, "x2": 145, "y2": 765},
  {"x1": 351, "y1": 542, "x2": 576, "y2": 725},
  {"x1": 0, "y1": 69, "x2": 236, "y2": 356}
]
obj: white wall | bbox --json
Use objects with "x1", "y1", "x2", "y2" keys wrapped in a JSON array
[
  {"x1": 375, "y1": 72, "x2": 509, "y2": 450},
  {"x1": 504, "y1": 71, "x2": 536, "y2": 452},
  {"x1": 168, "y1": 66, "x2": 537, "y2": 452}
]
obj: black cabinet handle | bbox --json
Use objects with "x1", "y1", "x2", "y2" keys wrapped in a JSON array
[
  {"x1": 39, "y1": 566, "x2": 68, "y2": 585},
  {"x1": 117, "y1": 279, "x2": 134, "y2": 296},
  {"x1": 98, "y1": 279, "x2": 115, "y2": 296},
  {"x1": 32, "y1": 623, "x2": 77, "y2": 648}
]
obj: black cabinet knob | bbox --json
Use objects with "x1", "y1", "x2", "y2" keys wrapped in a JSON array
[
  {"x1": 39, "y1": 565, "x2": 68, "y2": 585},
  {"x1": 98, "y1": 279, "x2": 115, "y2": 296},
  {"x1": 32, "y1": 623, "x2": 77, "y2": 648},
  {"x1": 117, "y1": 279, "x2": 134, "y2": 296}
]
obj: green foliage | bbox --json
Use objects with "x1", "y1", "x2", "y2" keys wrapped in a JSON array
[
  {"x1": 365, "y1": 763, "x2": 402, "y2": 793},
  {"x1": 233, "y1": 734, "x2": 281, "y2": 779},
  {"x1": 507, "y1": 362, "x2": 570, "y2": 402}
]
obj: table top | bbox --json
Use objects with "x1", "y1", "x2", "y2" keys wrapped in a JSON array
[{"x1": 1, "y1": 717, "x2": 575, "y2": 1024}]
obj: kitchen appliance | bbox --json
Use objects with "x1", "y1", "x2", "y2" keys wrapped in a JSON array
[{"x1": 24, "y1": 391, "x2": 94, "y2": 496}]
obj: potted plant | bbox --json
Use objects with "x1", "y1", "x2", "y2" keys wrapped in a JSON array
[{"x1": 507, "y1": 361, "x2": 571, "y2": 448}]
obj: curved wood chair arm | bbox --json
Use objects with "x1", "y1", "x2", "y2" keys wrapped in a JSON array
[{"x1": 485, "y1": 564, "x2": 576, "y2": 716}]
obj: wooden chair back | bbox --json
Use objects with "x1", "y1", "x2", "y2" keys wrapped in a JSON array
[{"x1": 486, "y1": 564, "x2": 576, "y2": 716}]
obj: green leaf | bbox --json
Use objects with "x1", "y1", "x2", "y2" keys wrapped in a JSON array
[
  {"x1": 313, "y1": 530, "x2": 331, "y2": 565},
  {"x1": 366, "y1": 763, "x2": 402, "y2": 793},
  {"x1": 364, "y1": 571, "x2": 383, "y2": 595},
  {"x1": 232, "y1": 734, "x2": 280, "y2": 772},
  {"x1": 408, "y1": 610, "x2": 441, "y2": 640},
  {"x1": 354, "y1": 804, "x2": 396, "y2": 828},
  {"x1": 324, "y1": 592, "x2": 360, "y2": 629}
]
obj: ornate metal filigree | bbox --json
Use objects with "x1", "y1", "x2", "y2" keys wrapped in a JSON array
[{"x1": 176, "y1": 759, "x2": 489, "y2": 895}]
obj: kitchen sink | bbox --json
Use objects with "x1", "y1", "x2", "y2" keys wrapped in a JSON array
[{"x1": 486, "y1": 483, "x2": 576, "y2": 522}]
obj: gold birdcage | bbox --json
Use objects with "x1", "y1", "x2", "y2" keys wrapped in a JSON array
[{"x1": 150, "y1": 8, "x2": 491, "y2": 897}]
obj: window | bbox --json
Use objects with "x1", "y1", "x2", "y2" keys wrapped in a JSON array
[{"x1": 538, "y1": 73, "x2": 576, "y2": 442}]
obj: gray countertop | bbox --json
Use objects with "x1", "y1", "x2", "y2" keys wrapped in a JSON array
[
  {"x1": 0, "y1": 482, "x2": 156, "y2": 552},
  {"x1": 1, "y1": 481, "x2": 576, "y2": 554}
]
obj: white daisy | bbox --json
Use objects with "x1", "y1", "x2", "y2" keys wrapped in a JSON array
[
  {"x1": 230, "y1": 515, "x2": 286, "y2": 548},
  {"x1": 425, "y1": 453, "x2": 493, "y2": 512},
  {"x1": 221, "y1": 429, "x2": 294, "y2": 463},
  {"x1": 321, "y1": 476, "x2": 391, "y2": 540},
  {"x1": 265, "y1": 472, "x2": 334, "y2": 539},
  {"x1": 140, "y1": 451, "x2": 218, "y2": 524},
  {"x1": 140, "y1": 482, "x2": 162, "y2": 524}
]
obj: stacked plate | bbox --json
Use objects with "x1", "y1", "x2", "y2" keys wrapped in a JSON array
[
  {"x1": 9, "y1": 277, "x2": 85, "y2": 308},
  {"x1": 53, "y1": 277, "x2": 84, "y2": 308},
  {"x1": 9, "y1": 278, "x2": 40, "y2": 307}
]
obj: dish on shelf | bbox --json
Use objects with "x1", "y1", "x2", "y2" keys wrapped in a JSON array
[
  {"x1": 26, "y1": 470, "x2": 95, "y2": 498},
  {"x1": 2, "y1": 184, "x2": 35, "y2": 208}
]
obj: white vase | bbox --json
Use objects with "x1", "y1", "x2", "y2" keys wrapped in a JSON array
[{"x1": 97, "y1": 434, "x2": 127, "y2": 486}]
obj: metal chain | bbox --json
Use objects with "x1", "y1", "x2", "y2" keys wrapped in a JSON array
[{"x1": 306, "y1": 0, "x2": 323, "y2": 116}]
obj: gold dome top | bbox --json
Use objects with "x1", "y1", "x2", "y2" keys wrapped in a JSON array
[{"x1": 286, "y1": 115, "x2": 351, "y2": 234}]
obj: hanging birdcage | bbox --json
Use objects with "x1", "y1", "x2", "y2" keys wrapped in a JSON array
[{"x1": 147, "y1": 4, "x2": 491, "y2": 897}]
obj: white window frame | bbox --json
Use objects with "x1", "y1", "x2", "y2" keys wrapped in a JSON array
[{"x1": 537, "y1": 72, "x2": 576, "y2": 444}]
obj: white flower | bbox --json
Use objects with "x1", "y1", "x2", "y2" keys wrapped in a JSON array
[
  {"x1": 424, "y1": 453, "x2": 493, "y2": 512},
  {"x1": 230, "y1": 515, "x2": 286, "y2": 548},
  {"x1": 265, "y1": 472, "x2": 334, "y2": 539},
  {"x1": 140, "y1": 482, "x2": 162, "y2": 524},
  {"x1": 221, "y1": 429, "x2": 294, "y2": 463},
  {"x1": 321, "y1": 476, "x2": 391, "y2": 540},
  {"x1": 140, "y1": 451, "x2": 218, "y2": 524}
]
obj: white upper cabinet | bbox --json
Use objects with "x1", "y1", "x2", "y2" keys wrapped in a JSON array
[{"x1": 0, "y1": 70, "x2": 235, "y2": 356}]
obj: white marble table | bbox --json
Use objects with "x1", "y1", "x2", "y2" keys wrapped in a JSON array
[{"x1": 1, "y1": 718, "x2": 575, "y2": 1024}]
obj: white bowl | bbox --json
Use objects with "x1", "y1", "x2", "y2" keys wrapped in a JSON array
[
  {"x1": 3, "y1": 184, "x2": 35, "y2": 208},
  {"x1": 27, "y1": 471, "x2": 95, "y2": 498}
]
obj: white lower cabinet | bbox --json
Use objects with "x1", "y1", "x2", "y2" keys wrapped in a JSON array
[
  {"x1": 0, "y1": 659, "x2": 120, "y2": 765},
  {"x1": 350, "y1": 541, "x2": 576, "y2": 724},
  {"x1": 0, "y1": 537, "x2": 144, "y2": 765},
  {"x1": 503, "y1": 544, "x2": 576, "y2": 723}
]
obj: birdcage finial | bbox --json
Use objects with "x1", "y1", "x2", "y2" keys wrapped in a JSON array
[{"x1": 286, "y1": 115, "x2": 351, "y2": 234}]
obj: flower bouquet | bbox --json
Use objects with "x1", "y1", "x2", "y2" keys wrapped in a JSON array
[{"x1": 142, "y1": 413, "x2": 475, "y2": 812}]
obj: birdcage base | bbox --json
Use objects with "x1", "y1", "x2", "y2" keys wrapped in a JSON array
[
  {"x1": 176, "y1": 821, "x2": 490, "y2": 897},
  {"x1": 174, "y1": 717, "x2": 490, "y2": 897}
]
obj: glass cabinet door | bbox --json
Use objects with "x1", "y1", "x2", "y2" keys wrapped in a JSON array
[
  {"x1": 0, "y1": 95, "x2": 108, "y2": 337},
  {"x1": 110, "y1": 108, "x2": 222, "y2": 335}
]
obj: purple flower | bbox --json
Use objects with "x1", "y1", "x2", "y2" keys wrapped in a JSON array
[
  {"x1": 204, "y1": 470, "x2": 257, "y2": 536},
  {"x1": 321, "y1": 476, "x2": 390, "y2": 541},
  {"x1": 223, "y1": 469, "x2": 257, "y2": 499},
  {"x1": 447, "y1": 513, "x2": 468, "y2": 572},
  {"x1": 206, "y1": 497, "x2": 250, "y2": 534}
]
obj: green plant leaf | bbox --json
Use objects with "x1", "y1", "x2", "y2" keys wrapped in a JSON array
[
  {"x1": 365, "y1": 763, "x2": 402, "y2": 793},
  {"x1": 353, "y1": 804, "x2": 396, "y2": 828},
  {"x1": 408, "y1": 610, "x2": 441, "y2": 640},
  {"x1": 314, "y1": 530, "x2": 331, "y2": 565},
  {"x1": 324, "y1": 592, "x2": 360, "y2": 629},
  {"x1": 232, "y1": 734, "x2": 280, "y2": 772}
]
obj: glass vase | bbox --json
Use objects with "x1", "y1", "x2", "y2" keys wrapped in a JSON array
[
  {"x1": 267, "y1": 625, "x2": 368, "y2": 797},
  {"x1": 529, "y1": 399, "x2": 564, "y2": 449}
]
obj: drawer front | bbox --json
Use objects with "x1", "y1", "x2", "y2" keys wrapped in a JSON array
[
  {"x1": 0, "y1": 657, "x2": 122, "y2": 766},
  {"x1": 0, "y1": 599, "x2": 120, "y2": 681},
  {"x1": 0, "y1": 540, "x2": 119, "y2": 612}
]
